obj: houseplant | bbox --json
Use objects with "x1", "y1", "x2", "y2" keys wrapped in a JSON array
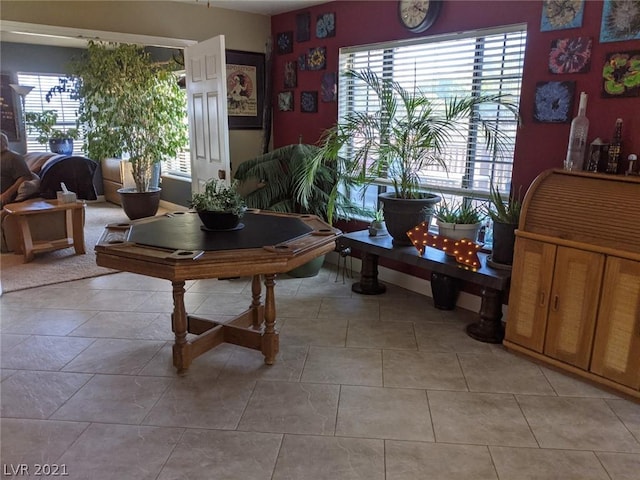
[
  {"x1": 68, "y1": 40, "x2": 188, "y2": 218},
  {"x1": 368, "y1": 208, "x2": 386, "y2": 236},
  {"x1": 434, "y1": 198, "x2": 483, "y2": 241},
  {"x1": 234, "y1": 142, "x2": 365, "y2": 276},
  {"x1": 190, "y1": 178, "x2": 246, "y2": 230},
  {"x1": 314, "y1": 68, "x2": 519, "y2": 245},
  {"x1": 486, "y1": 184, "x2": 522, "y2": 266},
  {"x1": 25, "y1": 110, "x2": 80, "y2": 155}
]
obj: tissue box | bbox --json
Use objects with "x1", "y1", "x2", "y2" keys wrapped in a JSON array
[{"x1": 56, "y1": 191, "x2": 77, "y2": 204}]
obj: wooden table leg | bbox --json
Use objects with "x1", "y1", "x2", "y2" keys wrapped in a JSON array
[
  {"x1": 352, "y1": 252, "x2": 386, "y2": 295},
  {"x1": 171, "y1": 281, "x2": 191, "y2": 374},
  {"x1": 250, "y1": 274, "x2": 262, "y2": 329},
  {"x1": 70, "y1": 206, "x2": 85, "y2": 255},
  {"x1": 15, "y1": 215, "x2": 35, "y2": 262},
  {"x1": 261, "y1": 273, "x2": 279, "y2": 365},
  {"x1": 466, "y1": 287, "x2": 505, "y2": 343}
]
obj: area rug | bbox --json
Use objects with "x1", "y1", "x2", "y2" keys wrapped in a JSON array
[{"x1": 0, "y1": 202, "x2": 131, "y2": 293}]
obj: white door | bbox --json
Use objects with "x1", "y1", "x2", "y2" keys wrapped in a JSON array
[{"x1": 184, "y1": 35, "x2": 230, "y2": 192}]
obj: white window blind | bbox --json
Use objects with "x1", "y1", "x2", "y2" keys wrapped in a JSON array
[
  {"x1": 17, "y1": 73, "x2": 81, "y2": 153},
  {"x1": 339, "y1": 24, "x2": 527, "y2": 207}
]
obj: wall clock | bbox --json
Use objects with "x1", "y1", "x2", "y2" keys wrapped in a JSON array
[{"x1": 398, "y1": 0, "x2": 443, "y2": 33}]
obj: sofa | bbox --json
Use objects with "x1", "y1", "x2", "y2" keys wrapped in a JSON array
[{"x1": 1, "y1": 152, "x2": 98, "y2": 253}]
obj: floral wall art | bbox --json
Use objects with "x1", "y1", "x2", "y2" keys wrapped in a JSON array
[
  {"x1": 541, "y1": 0, "x2": 585, "y2": 31},
  {"x1": 548, "y1": 37, "x2": 593, "y2": 73},
  {"x1": 600, "y1": 0, "x2": 640, "y2": 43},
  {"x1": 533, "y1": 81, "x2": 575, "y2": 123},
  {"x1": 602, "y1": 50, "x2": 640, "y2": 97}
]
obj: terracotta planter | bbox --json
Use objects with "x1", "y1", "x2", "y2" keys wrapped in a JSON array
[
  {"x1": 118, "y1": 187, "x2": 161, "y2": 220},
  {"x1": 378, "y1": 192, "x2": 441, "y2": 246}
]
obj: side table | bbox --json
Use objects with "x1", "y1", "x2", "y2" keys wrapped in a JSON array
[{"x1": 3, "y1": 199, "x2": 85, "y2": 262}]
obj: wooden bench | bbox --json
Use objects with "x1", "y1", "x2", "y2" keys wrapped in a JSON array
[
  {"x1": 3, "y1": 199, "x2": 85, "y2": 262},
  {"x1": 339, "y1": 230, "x2": 511, "y2": 343}
]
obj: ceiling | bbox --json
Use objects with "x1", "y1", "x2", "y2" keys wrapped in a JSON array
[{"x1": 0, "y1": 1, "x2": 331, "y2": 48}]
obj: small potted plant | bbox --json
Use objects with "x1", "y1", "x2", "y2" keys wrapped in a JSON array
[
  {"x1": 434, "y1": 198, "x2": 483, "y2": 241},
  {"x1": 486, "y1": 184, "x2": 523, "y2": 266},
  {"x1": 25, "y1": 110, "x2": 80, "y2": 155},
  {"x1": 368, "y1": 208, "x2": 386, "y2": 236},
  {"x1": 189, "y1": 179, "x2": 246, "y2": 231}
]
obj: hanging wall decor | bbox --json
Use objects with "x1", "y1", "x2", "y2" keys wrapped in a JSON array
[
  {"x1": 276, "y1": 31, "x2": 294, "y2": 54},
  {"x1": 540, "y1": 0, "x2": 585, "y2": 31},
  {"x1": 300, "y1": 91, "x2": 318, "y2": 113},
  {"x1": 549, "y1": 37, "x2": 592, "y2": 74},
  {"x1": 600, "y1": 0, "x2": 640, "y2": 43},
  {"x1": 278, "y1": 91, "x2": 294, "y2": 111},
  {"x1": 296, "y1": 12, "x2": 311, "y2": 42},
  {"x1": 226, "y1": 50, "x2": 265, "y2": 129},
  {"x1": 602, "y1": 50, "x2": 640, "y2": 97},
  {"x1": 316, "y1": 12, "x2": 336, "y2": 38},
  {"x1": 533, "y1": 81, "x2": 575, "y2": 123},
  {"x1": 307, "y1": 47, "x2": 327, "y2": 70},
  {"x1": 321, "y1": 72, "x2": 337, "y2": 102},
  {"x1": 284, "y1": 61, "x2": 297, "y2": 88},
  {"x1": 298, "y1": 53, "x2": 307, "y2": 71}
]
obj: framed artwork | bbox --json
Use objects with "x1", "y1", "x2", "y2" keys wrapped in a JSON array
[
  {"x1": 321, "y1": 72, "x2": 337, "y2": 102},
  {"x1": 316, "y1": 12, "x2": 336, "y2": 38},
  {"x1": 300, "y1": 91, "x2": 318, "y2": 113},
  {"x1": 298, "y1": 53, "x2": 307, "y2": 71},
  {"x1": 276, "y1": 31, "x2": 293, "y2": 54},
  {"x1": 284, "y1": 61, "x2": 297, "y2": 88},
  {"x1": 226, "y1": 50, "x2": 265, "y2": 129},
  {"x1": 296, "y1": 12, "x2": 311, "y2": 42},
  {"x1": 307, "y1": 47, "x2": 327, "y2": 70},
  {"x1": 540, "y1": 0, "x2": 584, "y2": 31},
  {"x1": 549, "y1": 37, "x2": 592, "y2": 74},
  {"x1": 278, "y1": 91, "x2": 294, "y2": 111},
  {"x1": 533, "y1": 81, "x2": 575, "y2": 123},
  {"x1": 0, "y1": 74, "x2": 20, "y2": 141},
  {"x1": 602, "y1": 51, "x2": 640, "y2": 97},
  {"x1": 600, "y1": 0, "x2": 640, "y2": 43}
]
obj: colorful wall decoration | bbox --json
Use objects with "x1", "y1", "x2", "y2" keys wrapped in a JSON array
[
  {"x1": 600, "y1": 0, "x2": 640, "y2": 42},
  {"x1": 533, "y1": 81, "x2": 576, "y2": 123},
  {"x1": 541, "y1": 0, "x2": 585, "y2": 31},
  {"x1": 548, "y1": 37, "x2": 593, "y2": 73}
]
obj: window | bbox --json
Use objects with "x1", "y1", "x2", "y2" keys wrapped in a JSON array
[
  {"x1": 339, "y1": 24, "x2": 527, "y2": 212},
  {"x1": 17, "y1": 73, "x2": 81, "y2": 153}
]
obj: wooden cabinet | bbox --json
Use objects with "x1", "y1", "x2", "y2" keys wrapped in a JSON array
[
  {"x1": 504, "y1": 170, "x2": 640, "y2": 400},
  {"x1": 591, "y1": 257, "x2": 640, "y2": 390}
]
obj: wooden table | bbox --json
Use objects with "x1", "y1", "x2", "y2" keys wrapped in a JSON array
[
  {"x1": 339, "y1": 230, "x2": 511, "y2": 343},
  {"x1": 95, "y1": 210, "x2": 341, "y2": 373},
  {"x1": 2, "y1": 199, "x2": 85, "y2": 262}
]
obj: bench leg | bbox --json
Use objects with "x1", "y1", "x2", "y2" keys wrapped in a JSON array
[
  {"x1": 352, "y1": 252, "x2": 386, "y2": 295},
  {"x1": 466, "y1": 287, "x2": 504, "y2": 343}
]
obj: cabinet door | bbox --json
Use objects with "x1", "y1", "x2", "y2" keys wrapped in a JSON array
[
  {"x1": 544, "y1": 247, "x2": 604, "y2": 369},
  {"x1": 591, "y1": 257, "x2": 640, "y2": 390},
  {"x1": 505, "y1": 238, "x2": 556, "y2": 352}
]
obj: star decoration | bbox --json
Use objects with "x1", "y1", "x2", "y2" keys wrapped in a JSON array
[{"x1": 406, "y1": 222, "x2": 482, "y2": 270}]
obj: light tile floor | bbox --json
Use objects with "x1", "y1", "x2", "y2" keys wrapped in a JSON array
[{"x1": 1, "y1": 266, "x2": 639, "y2": 479}]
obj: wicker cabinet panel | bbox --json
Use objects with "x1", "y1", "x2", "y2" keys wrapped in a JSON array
[
  {"x1": 505, "y1": 238, "x2": 556, "y2": 352},
  {"x1": 543, "y1": 247, "x2": 604, "y2": 369},
  {"x1": 590, "y1": 257, "x2": 640, "y2": 390}
]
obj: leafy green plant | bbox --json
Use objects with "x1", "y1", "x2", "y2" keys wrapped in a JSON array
[
  {"x1": 435, "y1": 198, "x2": 482, "y2": 224},
  {"x1": 25, "y1": 110, "x2": 79, "y2": 144},
  {"x1": 373, "y1": 207, "x2": 384, "y2": 222},
  {"x1": 190, "y1": 179, "x2": 246, "y2": 216},
  {"x1": 486, "y1": 184, "x2": 522, "y2": 224},
  {"x1": 313, "y1": 68, "x2": 520, "y2": 200},
  {"x1": 68, "y1": 40, "x2": 188, "y2": 192},
  {"x1": 234, "y1": 143, "x2": 366, "y2": 224}
]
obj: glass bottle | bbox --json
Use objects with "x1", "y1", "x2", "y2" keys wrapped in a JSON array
[
  {"x1": 564, "y1": 92, "x2": 589, "y2": 171},
  {"x1": 606, "y1": 118, "x2": 623, "y2": 174}
]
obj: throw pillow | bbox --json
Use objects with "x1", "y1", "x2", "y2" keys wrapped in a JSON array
[{"x1": 14, "y1": 172, "x2": 41, "y2": 202}]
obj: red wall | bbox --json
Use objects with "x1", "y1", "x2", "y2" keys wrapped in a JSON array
[{"x1": 271, "y1": 0, "x2": 640, "y2": 193}]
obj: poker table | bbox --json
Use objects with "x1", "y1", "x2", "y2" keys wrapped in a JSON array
[{"x1": 95, "y1": 209, "x2": 341, "y2": 373}]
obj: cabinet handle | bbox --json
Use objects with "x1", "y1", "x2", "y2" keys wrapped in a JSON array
[
  {"x1": 539, "y1": 291, "x2": 546, "y2": 306},
  {"x1": 552, "y1": 295, "x2": 559, "y2": 312}
]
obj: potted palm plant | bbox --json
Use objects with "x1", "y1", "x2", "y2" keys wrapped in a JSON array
[
  {"x1": 486, "y1": 184, "x2": 522, "y2": 267},
  {"x1": 25, "y1": 110, "x2": 80, "y2": 155},
  {"x1": 69, "y1": 41, "x2": 188, "y2": 219},
  {"x1": 434, "y1": 198, "x2": 483, "y2": 241},
  {"x1": 314, "y1": 68, "x2": 519, "y2": 245}
]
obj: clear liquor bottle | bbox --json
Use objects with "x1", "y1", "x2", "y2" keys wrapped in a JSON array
[{"x1": 564, "y1": 92, "x2": 589, "y2": 171}]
